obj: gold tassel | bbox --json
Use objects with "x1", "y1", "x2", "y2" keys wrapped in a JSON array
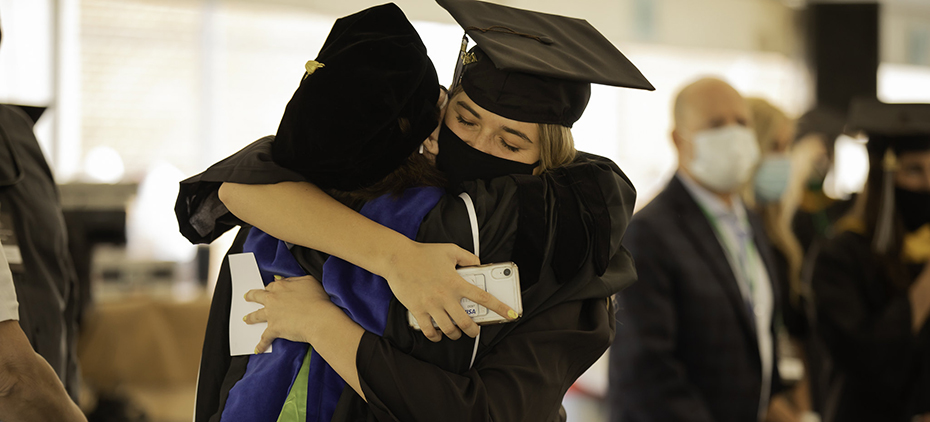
[
  {"x1": 450, "y1": 34, "x2": 470, "y2": 89},
  {"x1": 882, "y1": 148, "x2": 899, "y2": 172},
  {"x1": 302, "y1": 60, "x2": 325, "y2": 80}
]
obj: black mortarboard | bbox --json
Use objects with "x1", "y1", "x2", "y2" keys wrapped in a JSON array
[
  {"x1": 272, "y1": 3, "x2": 439, "y2": 191},
  {"x1": 438, "y1": 0, "x2": 654, "y2": 128},
  {"x1": 848, "y1": 99, "x2": 930, "y2": 252},
  {"x1": 848, "y1": 99, "x2": 930, "y2": 154}
]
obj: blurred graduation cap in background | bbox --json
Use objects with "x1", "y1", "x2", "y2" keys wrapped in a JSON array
[
  {"x1": 437, "y1": 0, "x2": 653, "y2": 128},
  {"x1": 847, "y1": 98, "x2": 930, "y2": 253},
  {"x1": 848, "y1": 99, "x2": 930, "y2": 145}
]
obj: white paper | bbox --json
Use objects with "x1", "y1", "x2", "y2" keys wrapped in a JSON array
[{"x1": 229, "y1": 253, "x2": 272, "y2": 356}]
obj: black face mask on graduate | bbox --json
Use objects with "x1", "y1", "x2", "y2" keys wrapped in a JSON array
[
  {"x1": 436, "y1": 122, "x2": 538, "y2": 189},
  {"x1": 896, "y1": 187, "x2": 930, "y2": 232}
]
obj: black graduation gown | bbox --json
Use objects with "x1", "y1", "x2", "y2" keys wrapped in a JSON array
[
  {"x1": 175, "y1": 136, "x2": 638, "y2": 421},
  {"x1": 811, "y1": 230, "x2": 930, "y2": 421},
  {"x1": 0, "y1": 104, "x2": 80, "y2": 399}
]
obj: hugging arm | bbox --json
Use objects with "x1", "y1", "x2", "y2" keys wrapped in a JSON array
[
  {"x1": 219, "y1": 180, "x2": 514, "y2": 341},
  {"x1": 243, "y1": 152, "x2": 638, "y2": 419},
  {"x1": 175, "y1": 136, "x2": 515, "y2": 341}
]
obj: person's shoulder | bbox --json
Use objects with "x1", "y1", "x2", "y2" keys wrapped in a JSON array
[
  {"x1": 0, "y1": 104, "x2": 31, "y2": 124},
  {"x1": 539, "y1": 151, "x2": 637, "y2": 217},
  {"x1": 809, "y1": 228, "x2": 873, "y2": 278},
  {"x1": 565, "y1": 152, "x2": 633, "y2": 186}
]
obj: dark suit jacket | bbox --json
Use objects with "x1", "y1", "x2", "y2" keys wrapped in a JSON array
[{"x1": 609, "y1": 175, "x2": 781, "y2": 422}]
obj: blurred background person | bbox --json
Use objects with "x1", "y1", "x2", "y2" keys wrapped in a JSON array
[
  {"x1": 745, "y1": 98, "x2": 802, "y2": 333},
  {"x1": 609, "y1": 77, "x2": 786, "y2": 422},
  {"x1": 808, "y1": 100, "x2": 930, "y2": 422},
  {"x1": 745, "y1": 97, "x2": 827, "y2": 422},
  {"x1": 747, "y1": 101, "x2": 860, "y2": 420},
  {"x1": 0, "y1": 97, "x2": 82, "y2": 408}
]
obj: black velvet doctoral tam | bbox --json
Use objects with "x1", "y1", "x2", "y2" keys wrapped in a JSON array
[{"x1": 272, "y1": 3, "x2": 440, "y2": 191}]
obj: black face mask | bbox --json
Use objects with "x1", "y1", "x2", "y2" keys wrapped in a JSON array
[
  {"x1": 436, "y1": 122, "x2": 538, "y2": 189},
  {"x1": 895, "y1": 187, "x2": 930, "y2": 232}
]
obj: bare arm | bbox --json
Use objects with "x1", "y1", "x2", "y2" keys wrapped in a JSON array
[
  {"x1": 0, "y1": 320, "x2": 87, "y2": 422},
  {"x1": 219, "y1": 181, "x2": 515, "y2": 341}
]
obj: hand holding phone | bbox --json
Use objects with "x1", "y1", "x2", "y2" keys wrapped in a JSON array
[{"x1": 408, "y1": 262, "x2": 522, "y2": 330}]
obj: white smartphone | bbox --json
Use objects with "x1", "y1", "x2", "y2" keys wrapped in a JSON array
[{"x1": 408, "y1": 262, "x2": 523, "y2": 330}]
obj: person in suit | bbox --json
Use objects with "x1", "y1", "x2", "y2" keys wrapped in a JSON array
[{"x1": 608, "y1": 77, "x2": 783, "y2": 422}]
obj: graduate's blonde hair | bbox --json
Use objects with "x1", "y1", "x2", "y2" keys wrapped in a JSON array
[{"x1": 744, "y1": 98, "x2": 804, "y2": 307}]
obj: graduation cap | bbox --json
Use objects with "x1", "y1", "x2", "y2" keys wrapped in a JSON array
[
  {"x1": 848, "y1": 99, "x2": 930, "y2": 154},
  {"x1": 437, "y1": 0, "x2": 653, "y2": 128},
  {"x1": 847, "y1": 98, "x2": 930, "y2": 252},
  {"x1": 272, "y1": 3, "x2": 440, "y2": 191}
]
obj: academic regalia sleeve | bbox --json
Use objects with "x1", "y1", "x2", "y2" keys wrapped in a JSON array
[
  {"x1": 356, "y1": 297, "x2": 612, "y2": 422},
  {"x1": 811, "y1": 231, "x2": 916, "y2": 395},
  {"x1": 420, "y1": 152, "x2": 636, "y2": 295},
  {"x1": 175, "y1": 136, "x2": 306, "y2": 244},
  {"x1": 609, "y1": 216, "x2": 717, "y2": 422}
]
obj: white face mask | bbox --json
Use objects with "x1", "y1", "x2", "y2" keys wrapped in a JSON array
[{"x1": 688, "y1": 125, "x2": 760, "y2": 193}]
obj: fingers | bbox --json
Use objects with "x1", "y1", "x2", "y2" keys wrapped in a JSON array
[
  {"x1": 415, "y1": 309, "x2": 463, "y2": 341},
  {"x1": 412, "y1": 312, "x2": 442, "y2": 342},
  {"x1": 446, "y1": 305, "x2": 479, "y2": 338},
  {"x1": 459, "y1": 282, "x2": 517, "y2": 323},
  {"x1": 243, "y1": 308, "x2": 267, "y2": 324},
  {"x1": 254, "y1": 330, "x2": 274, "y2": 354},
  {"x1": 453, "y1": 246, "x2": 481, "y2": 267},
  {"x1": 271, "y1": 275, "x2": 318, "y2": 284},
  {"x1": 431, "y1": 309, "x2": 462, "y2": 341},
  {"x1": 245, "y1": 289, "x2": 267, "y2": 304}
]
